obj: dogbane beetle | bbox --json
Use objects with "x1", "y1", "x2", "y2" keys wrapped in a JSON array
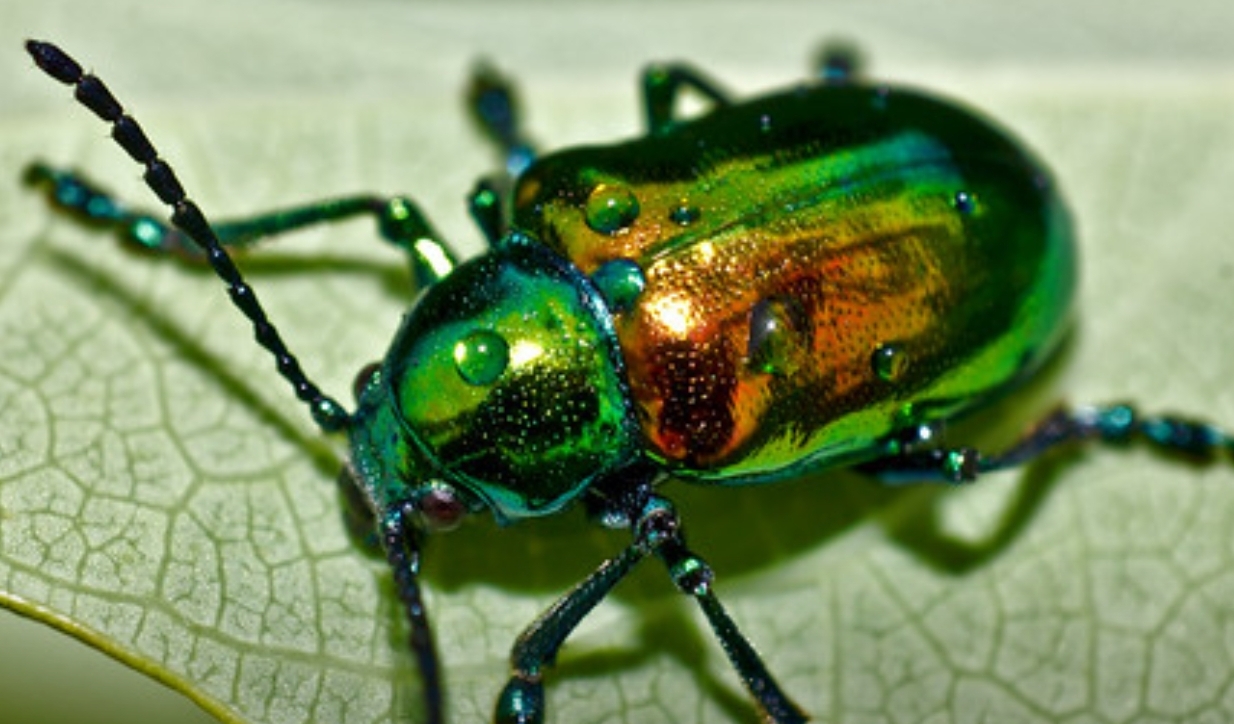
[{"x1": 23, "y1": 39, "x2": 1234, "y2": 724}]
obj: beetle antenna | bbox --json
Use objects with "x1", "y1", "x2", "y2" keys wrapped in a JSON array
[{"x1": 26, "y1": 40, "x2": 349, "y2": 433}]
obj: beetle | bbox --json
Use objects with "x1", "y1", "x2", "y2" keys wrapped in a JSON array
[{"x1": 23, "y1": 39, "x2": 1234, "y2": 724}]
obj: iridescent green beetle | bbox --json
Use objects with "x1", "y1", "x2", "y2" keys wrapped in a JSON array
[{"x1": 25, "y1": 40, "x2": 1234, "y2": 724}]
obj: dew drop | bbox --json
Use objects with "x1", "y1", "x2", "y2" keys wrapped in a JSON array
[
  {"x1": 953, "y1": 190, "x2": 977, "y2": 215},
  {"x1": 670, "y1": 201, "x2": 700, "y2": 226},
  {"x1": 747, "y1": 298, "x2": 801, "y2": 375},
  {"x1": 454, "y1": 329, "x2": 509, "y2": 386},
  {"x1": 871, "y1": 342, "x2": 910, "y2": 383},
  {"x1": 591, "y1": 258, "x2": 646, "y2": 313},
  {"x1": 585, "y1": 183, "x2": 640, "y2": 234}
]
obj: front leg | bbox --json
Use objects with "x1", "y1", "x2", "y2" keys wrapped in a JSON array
[{"x1": 495, "y1": 481, "x2": 806, "y2": 724}]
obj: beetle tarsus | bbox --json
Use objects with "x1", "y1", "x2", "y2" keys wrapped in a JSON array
[
  {"x1": 641, "y1": 63, "x2": 733, "y2": 134},
  {"x1": 977, "y1": 403, "x2": 1234, "y2": 470},
  {"x1": 494, "y1": 675, "x2": 545, "y2": 724},
  {"x1": 816, "y1": 40, "x2": 864, "y2": 84},
  {"x1": 865, "y1": 404, "x2": 1234, "y2": 485}
]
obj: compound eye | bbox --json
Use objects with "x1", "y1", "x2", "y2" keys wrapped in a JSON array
[
  {"x1": 352, "y1": 361, "x2": 382, "y2": 401},
  {"x1": 416, "y1": 484, "x2": 466, "y2": 532},
  {"x1": 453, "y1": 329, "x2": 509, "y2": 386}
]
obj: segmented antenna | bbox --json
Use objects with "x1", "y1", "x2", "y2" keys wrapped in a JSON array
[{"x1": 26, "y1": 40, "x2": 349, "y2": 433}]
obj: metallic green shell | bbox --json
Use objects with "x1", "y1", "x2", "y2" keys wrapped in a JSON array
[
  {"x1": 352, "y1": 240, "x2": 641, "y2": 523},
  {"x1": 513, "y1": 82, "x2": 1074, "y2": 482}
]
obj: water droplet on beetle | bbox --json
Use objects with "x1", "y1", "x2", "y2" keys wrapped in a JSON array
[
  {"x1": 454, "y1": 329, "x2": 509, "y2": 386},
  {"x1": 747, "y1": 298, "x2": 800, "y2": 375},
  {"x1": 591, "y1": 258, "x2": 646, "y2": 313},
  {"x1": 585, "y1": 183, "x2": 640, "y2": 234},
  {"x1": 953, "y1": 190, "x2": 976, "y2": 215},
  {"x1": 670, "y1": 201, "x2": 700, "y2": 226},
  {"x1": 871, "y1": 342, "x2": 910, "y2": 383}
]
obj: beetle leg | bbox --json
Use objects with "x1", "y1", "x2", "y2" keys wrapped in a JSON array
[
  {"x1": 468, "y1": 177, "x2": 506, "y2": 246},
  {"x1": 644, "y1": 498, "x2": 810, "y2": 724},
  {"x1": 860, "y1": 403, "x2": 1234, "y2": 485},
  {"x1": 467, "y1": 60, "x2": 536, "y2": 179},
  {"x1": 465, "y1": 62, "x2": 537, "y2": 247},
  {"x1": 382, "y1": 502, "x2": 445, "y2": 724},
  {"x1": 24, "y1": 161, "x2": 459, "y2": 288},
  {"x1": 495, "y1": 492, "x2": 807, "y2": 724},
  {"x1": 494, "y1": 533, "x2": 649, "y2": 724},
  {"x1": 978, "y1": 403, "x2": 1234, "y2": 470},
  {"x1": 641, "y1": 64, "x2": 733, "y2": 135},
  {"x1": 813, "y1": 41, "x2": 864, "y2": 85},
  {"x1": 858, "y1": 446, "x2": 982, "y2": 485}
]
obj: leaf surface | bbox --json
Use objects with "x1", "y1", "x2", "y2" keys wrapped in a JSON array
[{"x1": 3, "y1": 2, "x2": 1234, "y2": 723}]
